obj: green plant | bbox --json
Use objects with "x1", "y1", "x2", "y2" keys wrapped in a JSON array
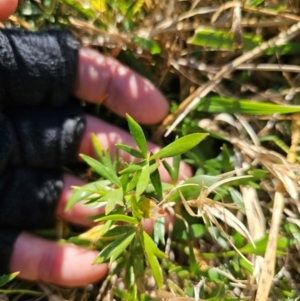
[
  {"x1": 66, "y1": 114, "x2": 207, "y2": 291},
  {"x1": 7, "y1": 1, "x2": 300, "y2": 299}
]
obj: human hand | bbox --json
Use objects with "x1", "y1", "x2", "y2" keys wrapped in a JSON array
[{"x1": 0, "y1": 0, "x2": 192, "y2": 287}]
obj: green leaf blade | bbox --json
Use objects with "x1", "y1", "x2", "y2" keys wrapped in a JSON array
[
  {"x1": 133, "y1": 36, "x2": 161, "y2": 55},
  {"x1": 126, "y1": 114, "x2": 148, "y2": 158},
  {"x1": 0, "y1": 272, "x2": 19, "y2": 287},
  {"x1": 101, "y1": 188, "x2": 124, "y2": 215},
  {"x1": 142, "y1": 231, "x2": 166, "y2": 288},
  {"x1": 142, "y1": 231, "x2": 167, "y2": 259},
  {"x1": 95, "y1": 214, "x2": 138, "y2": 224},
  {"x1": 136, "y1": 163, "x2": 150, "y2": 197},
  {"x1": 80, "y1": 154, "x2": 121, "y2": 186},
  {"x1": 197, "y1": 96, "x2": 300, "y2": 115},
  {"x1": 188, "y1": 26, "x2": 261, "y2": 51},
  {"x1": 94, "y1": 229, "x2": 136, "y2": 264},
  {"x1": 151, "y1": 133, "x2": 208, "y2": 159},
  {"x1": 150, "y1": 164, "x2": 163, "y2": 200},
  {"x1": 119, "y1": 162, "x2": 145, "y2": 175},
  {"x1": 66, "y1": 181, "x2": 109, "y2": 211},
  {"x1": 116, "y1": 143, "x2": 145, "y2": 159}
]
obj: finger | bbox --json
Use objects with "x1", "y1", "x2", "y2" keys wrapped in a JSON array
[
  {"x1": 0, "y1": 0, "x2": 18, "y2": 21},
  {"x1": 74, "y1": 48, "x2": 169, "y2": 124},
  {"x1": 9, "y1": 231, "x2": 108, "y2": 287},
  {"x1": 80, "y1": 115, "x2": 193, "y2": 182}
]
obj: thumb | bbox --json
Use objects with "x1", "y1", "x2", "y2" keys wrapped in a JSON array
[{"x1": 0, "y1": 0, "x2": 18, "y2": 21}]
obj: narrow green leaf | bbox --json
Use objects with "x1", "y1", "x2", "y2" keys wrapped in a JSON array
[
  {"x1": 116, "y1": 143, "x2": 145, "y2": 159},
  {"x1": 265, "y1": 43, "x2": 300, "y2": 56},
  {"x1": 95, "y1": 214, "x2": 138, "y2": 224},
  {"x1": 126, "y1": 170, "x2": 142, "y2": 192},
  {"x1": 80, "y1": 154, "x2": 121, "y2": 186},
  {"x1": 114, "y1": 287, "x2": 132, "y2": 300},
  {"x1": 162, "y1": 160, "x2": 174, "y2": 180},
  {"x1": 144, "y1": 248, "x2": 163, "y2": 288},
  {"x1": 131, "y1": 0, "x2": 145, "y2": 15},
  {"x1": 162, "y1": 155, "x2": 181, "y2": 183},
  {"x1": 142, "y1": 231, "x2": 166, "y2": 288},
  {"x1": 247, "y1": 0, "x2": 264, "y2": 7},
  {"x1": 142, "y1": 231, "x2": 167, "y2": 259},
  {"x1": 259, "y1": 135, "x2": 289, "y2": 154},
  {"x1": 124, "y1": 256, "x2": 134, "y2": 289},
  {"x1": 119, "y1": 161, "x2": 146, "y2": 175},
  {"x1": 113, "y1": 147, "x2": 122, "y2": 172},
  {"x1": 59, "y1": 0, "x2": 96, "y2": 19},
  {"x1": 132, "y1": 36, "x2": 161, "y2": 55},
  {"x1": 149, "y1": 161, "x2": 160, "y2": 174},
  {"x1": 94, "y1": 229, "x2": 136, "y2": 263},
  {"x1": 197, "y1": 126, "x2": 230, "y2": 141},
  {"x1": 102, "y1": 226, "x2": 135, "y2": 239},
  {"x1": 102, "y1": 149, "x2": 115, "y2": 171},
  {"x1": 100, "y1": 188, "x2": 124, "y2": 215},
  {"x1": 0, "y1": 272, "x2": 19, "y2": 287},
  {"x1": 98, "y1": 220, "x2": 114, "y2": 238},
  {"x1": 239, "y1": 235, "x2": 289, "y2": 255},
  {"x1": 172, "y1": 155, "x2": 180, "y2": 182},
  {"x1": 126, "y1": 194, "x2": 143, "y2": 220},
  {"x1": 220, "y1": 144, "x2": 233, "y2": 172},
  {"x1": 150, "y1": 133, "x2": 208, "y2": 159},
  {"x1": 91, "y1": 132, "x2": 103, "y2": 161},
  {"x1": 228, "y1": 188, "x2": 245, "y2": 212},
  {"x1": 126, "y1": 114, "x2": 148, "y2": 158},
  {"x1": 153, "y1": 217, "x2": 165, "y2": 245},
  {"x1": 136, "y1": 163, "x2": 150, "y2": 197},
  {"x1": 197, "y1": 96, "x2": 300, "y2": 115},
  {"x1": 150, "y1": 165, "x2": 163, "y2": 200},
  {"x1": 68, "y1": 237, "x2": 92, "y2": 247},
  {"x1": 120, "y1": 172, "x2": 130, "y2": 192},
  {"x1": 87, "y1": 207, "x2": 124, "y2": 221},
  {"x1": 66, "y1": 181, "x2": 109, "y2": 210},
  {"x1": 188, "y1": 26, "x2": 261, "y2": 51},
  {"x1": 239, "y1": 257, "x2": 253, "y2": 274}
]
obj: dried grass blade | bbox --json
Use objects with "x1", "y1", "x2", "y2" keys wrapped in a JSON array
[
  {"x1": 241, "y1": 186, "x2": 265, "y2": 286},
  {"x1": 154, "y1": 21, "x2": 300, "y2": 138},
  {"x1": 206, "y1": 175, "x2": 253, "y2": 196},
  {"x1": 203, "y1": 204, "x2": 254, "y2": 245},
  {"x1": 255, "y1": 184, "x2": 285, "y2": 301}
]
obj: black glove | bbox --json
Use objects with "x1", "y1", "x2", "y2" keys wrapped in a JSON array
[
  {"x1": 0, "y1": 29, "x2": 85, "y2": 275},
  {"x1": 0, "y1": 28, "x2": 79, "y2": 109}
]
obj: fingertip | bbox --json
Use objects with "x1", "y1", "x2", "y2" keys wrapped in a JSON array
[
  {"x1": 0, "y1": 0, "x2": 18, "y2": 21},
  {"x1": 10, "y1": 232, "x2": 108, "y2": 287},
  {"x1": 75, "y1": 48, "x2": 169, "y2": 124},
  {"x1": 53, "y1": 246, "x2": 109, "y2": 287}
]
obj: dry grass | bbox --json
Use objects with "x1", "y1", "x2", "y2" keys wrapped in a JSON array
[{"x1": 2, "y1": 0, "x2": 300, "y2": 300}]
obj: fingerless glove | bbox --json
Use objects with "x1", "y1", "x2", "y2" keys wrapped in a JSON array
[{"x1": 0, "y1": 28, "x2": 85, "y2": 276}]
